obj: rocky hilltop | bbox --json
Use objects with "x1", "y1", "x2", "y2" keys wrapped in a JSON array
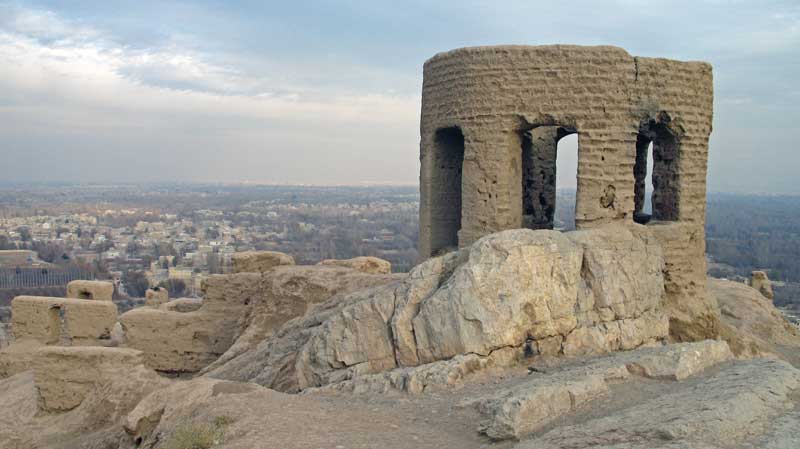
[{"x1": 1, "y1": 222, "x2": 799, "y2": 448}]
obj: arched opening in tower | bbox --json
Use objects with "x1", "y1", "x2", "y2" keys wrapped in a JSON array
[
  {"x1": 634, "y1": 120, "x2": 680, "y2": 224},
  {"x1": 521, "y1": 126, "x2": 578, "y2": 231},
  {"x1": 430, "y1": 126, "x2": 464, "y2": 255}
]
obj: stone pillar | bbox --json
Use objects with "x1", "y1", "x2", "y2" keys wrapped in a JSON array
[{"x1": 459, "y1": 126, "x2": 523, "y2": 248}]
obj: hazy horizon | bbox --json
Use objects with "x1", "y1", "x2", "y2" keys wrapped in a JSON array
[{"x1": 1, "y1": 1, "x2": 798, "y2": 194}]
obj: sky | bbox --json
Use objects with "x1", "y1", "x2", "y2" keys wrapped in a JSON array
[{"x1": 0, "y1": 1, "x2": 798, "y2": 193}]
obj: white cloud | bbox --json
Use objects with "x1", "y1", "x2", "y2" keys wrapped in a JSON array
[{"x1": 0, "y1": 6, "x2": 421, "y2": 184}]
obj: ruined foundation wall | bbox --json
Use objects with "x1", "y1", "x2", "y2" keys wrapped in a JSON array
[
  {"x1": 120, "y1": 273, "x2": 260, "y2": 373},
  {"x1": 11, "y1": 296, "x2": 117, "y2": 345}
]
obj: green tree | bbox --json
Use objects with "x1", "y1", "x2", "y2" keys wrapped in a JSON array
[
  {"x1": 0, "y1": 234, "x2": 15, "y2": 250},
  {"x1": 123, "y1": 270, "x2": 150, "y2": 297},
  {"x1": 205, "y1": 227, "x2": 220, "y2": 239},
  {"x1": 16, "y1": 227, "x2": 31, "y2": 242}
]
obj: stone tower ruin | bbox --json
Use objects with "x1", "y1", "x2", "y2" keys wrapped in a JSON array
[
  {"x1": 418, "y1": 45, "x2": 715, "y2": 337},
  {"x1": 419, "y1": 45, "x2": 713, "y2": 256}
]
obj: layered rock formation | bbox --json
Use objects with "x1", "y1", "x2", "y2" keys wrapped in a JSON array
[{"x1": 209, "y1": 225, "x2": 669, "y2": 392}]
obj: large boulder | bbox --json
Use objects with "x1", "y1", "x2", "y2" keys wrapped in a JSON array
[
  {"x1": 712, "y1": 278, "x2": 800, "y2": 360},
  {"x1": 209, "y1": 224, "x2": 668, "y2": 393}
]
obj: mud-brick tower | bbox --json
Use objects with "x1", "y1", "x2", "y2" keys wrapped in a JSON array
[{"x1": 418, "y1": 45, "x2": 715, "y2": 338}]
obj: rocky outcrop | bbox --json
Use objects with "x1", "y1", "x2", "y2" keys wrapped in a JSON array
[
  {"x1": 464, "y1": 340, "x2": 732, "y2": 440},
  {"x1": 750, "y1": 270, "x2": 775, "y2": 301},
  {"x1": 712, "y1": 278, "x2": 800, "y2": 359},
  {"x1": 209, "y1": 225, "x2": 668, "y2": 392},
  {"x1": 66, "y1": 280, "x2": 114, "y2": 301},
  {"x1": 318, "y1": 256, "x2": 392, "y2": 274},
  {"x1": 310, "y1": 346, "x2": 519, "y2": 395},
  {"x1": 10, "y1": 296, "x2": 117, "y2": 345},
  {"x1": 513, "y1": 358, "x2": 800, "y2": 448},
  {"x1": 232, "y1": 250, "x2": 295, "y2": 273}
]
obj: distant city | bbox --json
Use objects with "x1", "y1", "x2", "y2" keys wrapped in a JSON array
[
  {"x1": 0, "y1": 184, "x2": 419, "y2": 311},
  {"x1": 1, "y1": 184, "x2": 799, "y2": 322}
]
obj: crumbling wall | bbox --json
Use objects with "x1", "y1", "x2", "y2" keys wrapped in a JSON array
[
  {"x1": 649, "y1": 222, "x2": 719, "y2": 341},
  {"x1": 66, "y1": 280, "x2": 114, "y2": 301},
  {"x1": 11, "y1": 296, "x2": 117, "y2": 345},
  {"x1": 32, "y1": 346, "x2": 164, "y2": 412},
  {"x1": 119, "y1": 273, "x2": 260, "y2": 373}
]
